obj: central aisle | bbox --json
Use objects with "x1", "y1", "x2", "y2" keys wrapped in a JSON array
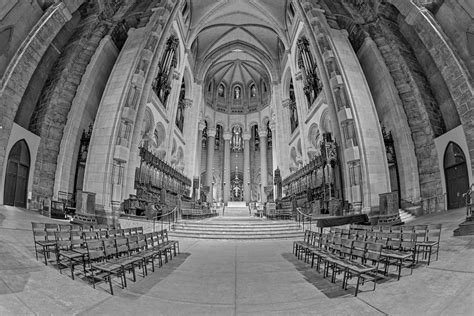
[{"x1": 82, "y1": 239, "x2": 380, "y2": 315}]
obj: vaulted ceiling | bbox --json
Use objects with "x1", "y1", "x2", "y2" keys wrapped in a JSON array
[{"x1": 188, "y1": 0, "x2": 290, "y2": 84}]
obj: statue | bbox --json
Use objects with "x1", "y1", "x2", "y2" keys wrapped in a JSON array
[
  {"x1": 231, "y1": 125, "x2": 242, "y2": 151},
  {"x1": 234, "y1": 86, "x2": 241, "y2": 99},
  {"x1": 251, "y1": 85, "x2": 256, "y2": 97},
  {"x1": 218, "y1": 84, "x2": 224, "y2": 97}
]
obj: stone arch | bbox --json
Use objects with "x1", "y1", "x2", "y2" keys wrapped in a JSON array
[
  {"x1": 320, "y1": 108, "x2": 332, "y2": 134},
  {"x1": 204, "y1": 116, "x2": 214, "y2": 129},
  {"x1": 182, "y1": 66, "x2": 193, "y2": 99},
  {"x1": 141, "y1": 107, "x2": 156, "y2": 148},
  {"x1": 444, "y1": 142, "x2": 469, "y2": 209},
  {"x1": 3, "y1": 139, "x2": 30, "y2": 208},
  {"x1": 215, "y1": 120, "x2": 227, "y2": 131},
  {"x1": 281, "y1": 67, "x2": 293, "y2": 101},
  {"x1": 216, "y1": 81, "x2": 227, "y2": 99},
  {"x1": 308, "y1": 123, "x2": 321, "y2": 149},
  {"x1": 154, "y1": 122, "x2": 166, "y2": 148}
]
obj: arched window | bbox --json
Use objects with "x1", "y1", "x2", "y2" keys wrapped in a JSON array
[
  {"x1": 175, "y1": 79, "x2": 186, "y2": 133},
  {"x1": 250, "y1": 84, "x2": 257, "y2": 98},
  {"x1": 297, "y1": 37, "x2": 322, "y2": 107},
  {"x1": 289, "y1": 79, "x2": 298, "y2": 133},
  {"x1": 217, "y1": 83, "x2": 225, "y2": 97},
  {"x1": 152, "y1": 35, "x2": 179, "y2": 107},
  {"x1": 234, "y1": 86, "x2": 241, "y2": 100},
  {"x1": 267, "y1": 121, "x2": 272, "y2": 149}
]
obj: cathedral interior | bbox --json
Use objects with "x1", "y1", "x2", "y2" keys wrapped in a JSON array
[{"x1": 0, "y1": 0, "x2": 473, "y2": 314}]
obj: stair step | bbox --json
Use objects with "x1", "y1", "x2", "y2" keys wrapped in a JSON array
[
  {"x1": 171, "y1": 217, "x2": 303, "y2": 240},
  {"x1": 169, "y1": 232, "x2": 304, "y2": 240},
  {"x1": 176, "y1": 223, "x2": 300, "y2": 228},
  {"x1": 173, "y1": 228, "x2": 300, "y2": 235}
]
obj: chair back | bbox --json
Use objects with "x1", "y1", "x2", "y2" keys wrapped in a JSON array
[
  {"x1": 115, "y1": 237, "x2": 129, "y2": 256},
  {"x1": 103, "y1": 238, "x2": 117, "y2": 258},
  {"x1": 86, "y1": 240, "x2": 104, "y2": 261},
  {"x1": 55, "y1": 231, "x2": 71, "y2": 250}
]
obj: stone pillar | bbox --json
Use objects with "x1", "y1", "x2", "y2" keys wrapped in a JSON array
[
  {"x1": 223, "y1": 132, "x2": 232, "y2": 203},
  {"x1": 206, "y1": 128, "x2": 216, "y2": 202},
  {"x1": 243, "y1": 132, "x2": 251, "y2": 203},
  {"x1": 195, "y1": 121, "x2": 205, "y2": 198},
  {"x1": 259, "y1": 130, "x2": 268, "y2": 203}
]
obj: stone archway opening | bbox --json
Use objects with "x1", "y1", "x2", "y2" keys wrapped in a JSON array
[
  {"x1": 444, "y1": 142, "x2": 469, "y2": 209},
  {"x1": 4, "y1": 140, "x2": 30, "y2": 208}
]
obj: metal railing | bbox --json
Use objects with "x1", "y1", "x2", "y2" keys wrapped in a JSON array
[
  {"x1": 152, "y1": 206, "x2": 181, "y2": 232},
  {"x1": 295, "y1": 207, "x2": 321, "y2": 232}
]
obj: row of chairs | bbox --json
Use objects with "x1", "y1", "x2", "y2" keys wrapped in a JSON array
[
  {"x1": 294, "y1": 231, "x2": 388, "y2": 296},
  {"x1": 346, "y1": 224, "x2": 442, "y2": 265},
  {"x1": 31, "y1": 222, "x2": 139, "y2": 265},
  {"x1": 32, "y1": 222, "x2": 179, "y2": 295}
]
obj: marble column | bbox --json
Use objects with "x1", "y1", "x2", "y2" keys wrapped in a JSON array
[
  {"x1": 259, "y1": 130, "x2": 268, "y2": 203},
  {"x1": 206, "y1": 128, "x2": 216, "y2": 202},
  {"x1": 223, "y1": 132, "x2": 232, "y2": 203},
  {"x1": 243, "y1": 132, "x2": 251, "y2": 203}
]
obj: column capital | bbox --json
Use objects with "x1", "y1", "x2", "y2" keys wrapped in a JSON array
[
  {"x1": 207, "y1": 128, "x2": 217, "y2": 138},
  {"x1": 242, "y1": 132, "x2": 251, "y2": 141},
  {"x1": 258, "y1": 130, "x2": 268, "y2": 138},
  {"x1": 223, "y1": 132, "x2": 232, "y2": 141}
]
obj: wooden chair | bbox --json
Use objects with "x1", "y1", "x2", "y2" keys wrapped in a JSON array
[
  {"x1": 32, "y1": 223, "x2": 58, "y2": 265},
  {"x1": 85, "y1": 240, "x2": 125, "y2": 295},
  {"x1": 416, "y1": 223, "x2": 441, "y2": 265},
  {"x1": 55, "y1": 231, "x2": 84, "y2": 280},
  {"x1": 161, "y1": 229, "x2": 179, "y2": 256}
]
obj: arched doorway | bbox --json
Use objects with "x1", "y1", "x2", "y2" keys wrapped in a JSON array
[
  {"x1": 4, "y1": 140, "x2": 30, "y2": 208},
  {"x1": 444, "y1": 142, "x2": 469, "y2": 209}
]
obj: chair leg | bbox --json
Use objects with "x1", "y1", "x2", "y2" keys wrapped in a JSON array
[
  {"x1": 70, "y1": 261, "x2": 75, "y2": 280},
  {"x1": 354, "y1": 276, "x2": 361, "y2": 297},
  {"x1": 108, "y1": 275, "x2": 114, "y2": 295}
]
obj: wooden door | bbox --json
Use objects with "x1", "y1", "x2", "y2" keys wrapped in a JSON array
[
  {"x1": 444, "y1": 142, "x2": 469, "y2": 209},
  {"x1": 3, "y1": 140, "x2": 30, "y2": 208}
]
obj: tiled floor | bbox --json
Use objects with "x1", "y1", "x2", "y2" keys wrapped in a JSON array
[{"x1": 0, "y1": 205, "x2": 473, "y2": 315}]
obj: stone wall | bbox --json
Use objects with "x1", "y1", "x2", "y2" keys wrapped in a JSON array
[
  {"x1": 0, "y1": 2, "x2": 84, "y2": 207},
  {"x1": 29, "y1": 4, "x2": 111, "y2": 202},
  {"x1": 366, "y1": 9, "x2": 444, "y2": 209},
  {"x1": 0, "y1": 1, "x2": 43, "y2": 75},
  {"x1": 357, "y1": 37, "x2": 421, "y2": 205}
]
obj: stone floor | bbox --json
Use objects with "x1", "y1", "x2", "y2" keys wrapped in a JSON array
[{"x1": 0, "y1": 205, "x2": 473, "y2": 315}]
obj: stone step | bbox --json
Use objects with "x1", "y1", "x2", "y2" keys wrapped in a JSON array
[
  {"x1": 169, "y1": 232, "x2": 304, "y2": 240},
  {"x1": 399, "y1": 209, "x2": 416, "y2": 223},
  {"x1": 175, "y1": 222, "x2": 300, "y2": 229},
  {"x1": 170, "y1": 217, "x2": 303, "y2": 240},
  {"x1": 172, "y1": 226, "x2": 301, "y2": 233},
  {"x1": 453, "y1": 220, "x2": 474, "y2": 236}
]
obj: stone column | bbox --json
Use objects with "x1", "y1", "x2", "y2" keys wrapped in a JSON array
[
  {"x1": 243, "y1": 132, "x2": 251, "y2": 203},
  {"x1": 259, "y1": 130, "x2": 268, "y2": 203},
  {"x1": 194, "y1": 121, "x2": 205, "y2": 198},
  {"x1": 206, "y1": 128, "x2": 216, "y2": 202},
  {"x1": 223, "y1": 132, "x2": 232, "y2": 203}
]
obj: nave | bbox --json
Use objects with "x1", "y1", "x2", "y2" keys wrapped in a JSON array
[{"x1": 1, "y1": 205, "x2": 472, "y2": 315}]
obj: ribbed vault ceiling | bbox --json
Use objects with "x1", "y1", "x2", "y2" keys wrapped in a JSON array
[{"x1": 188, "y1": 0, "x2": 289, "y2": 84}]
